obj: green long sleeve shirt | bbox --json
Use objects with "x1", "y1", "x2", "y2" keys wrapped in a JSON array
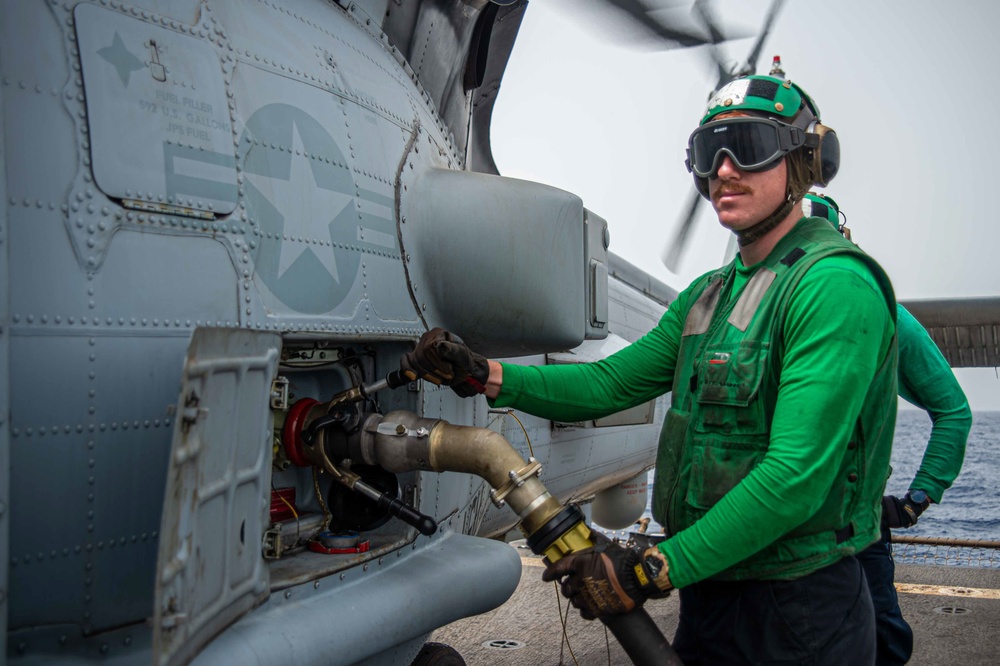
[
  {"x1": 494, "y1": 252, "x2": 895, "y2": 587},
  {"x1": 895, "y1": 304, "x2": 971, "y2": 502}
]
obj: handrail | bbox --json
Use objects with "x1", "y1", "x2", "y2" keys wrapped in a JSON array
[{"x1": 892, "y1": 535, "x2": 1000, "y2": 550}]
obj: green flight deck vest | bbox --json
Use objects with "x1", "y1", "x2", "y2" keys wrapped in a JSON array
[{"x1": 652, "y1": 216, "x2": 898, "y2": 581}]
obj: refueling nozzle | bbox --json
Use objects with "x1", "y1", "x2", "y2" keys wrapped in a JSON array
[
  {"x1": 281, "y1": 374, "x2": 682, "y2": 664},
  {"x1": 359, "y1": 411, "x2": 682, "y2": 666}
]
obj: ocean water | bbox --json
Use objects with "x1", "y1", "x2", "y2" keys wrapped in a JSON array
[
  {"x1": 895, "y1": 410, "x2": 1000, "y2": 542},
  {"x1": 631, "y1": 410, "x2": 1000, "y2": 543}
]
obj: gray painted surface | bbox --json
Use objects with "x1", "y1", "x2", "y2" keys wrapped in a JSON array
[
  {"x1": 0, "y1": 1, "x2": 668, "y2": 664},
  {"x1": 191, "y1": 532, "x2": 521, "y2": 666},
  {"x1": 5, "y1": 1, "x2": 993, "y2": 664},
  {"x1": 152, "y1": 329, "x2": 280, "y2": 666},
  {"x1": 401, "y1": 167, "x2": 607, "y2": 357},
  {"x1": 75, "y1": 4, "x2": 239, "y2": 217},
  {"x1": 900, "y1": 297, "x2": 1000, "y2": 368},
  {"x1": 0, "y1": 60, "x2": 9, "y2": 664}
]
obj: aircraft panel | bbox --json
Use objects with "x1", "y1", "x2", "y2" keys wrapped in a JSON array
[
  {"x1": 0, "y1": 59, "x2": 9, "y2": 658},
  {"x1": 348, "y1": 0, "x2": 392, "y2": 33},
  {"x1": 550, "y1": 427, "x2": 653, "y2": 488},
  {"x1": 154, "y1": 329, "x2": 279, "y2": 666},
  {"x1": 213, "y1": 0, "x2": 413, "y2": 130},
  {"x1": 231, "y1": 64, "x2": 417, "y2": 324},
  {"x1": 419, "y1": 381, "x2": 480, "y2": 425},
  {"x1": 209, "y1": 0, "x2": 310, "y2": 76},
  {"x1": 609, "y1": 285, "x2": 671, "y2": 342},
  {"x1": 387, "y1": 2, "x2": 474, "y2": 159},
  {"x1": 1, "y1": 81, "x2": 78, "y2": 209},
  {"x1": 213, "y1": 0, "x2": 408, "y2": 112},
  {"x1": 85, "y1": 537, "x2": 160, "y2": 631},
  {"x1": 7, "y1": 332, "x2": 184, "y2": 631},
  {"x1": 9, "y1": 334, "x2": 96, "y2": 436},
  {"x1": 0, "y1": 3, "x2": 71, "y2": 94},
  {"x1": 98, "y1": 230, "x2": 240, "y2": 326},
  {"x1": 74, "y1": 4, "x2": 238, "y2": 216},
  {"x1": 6, "y1": 215, "x2": 93, "y2": 336},
  {"x1": 8, "y1": 546, "x2": 87, "y2": 630},
  {"x1": 8, "y1": 336, "x2": 91, "y2": 626},
  {"x1": 107, "y1": 0, "x2": 201, "y2": 24},
  {"x1": 420, "y1": 466, "x2": 480, "y2": 533}
]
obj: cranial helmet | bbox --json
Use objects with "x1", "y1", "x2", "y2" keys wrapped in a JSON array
[
  {"x1": 801, "y1": 191, "x2": 842, "y2": 226},
  {"x1": 687, "y1": 75, "x2": 840, "y2": 199}
]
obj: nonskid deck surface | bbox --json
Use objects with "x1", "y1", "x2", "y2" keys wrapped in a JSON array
[{"x1": 431, "y1": 545, "x2": 1000, "y2": 666}]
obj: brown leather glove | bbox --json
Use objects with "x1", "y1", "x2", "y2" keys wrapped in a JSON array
[
  {"x1": 400, "y1": 328, "x2": 489, "y2": 397},
  {"x1": 541, "y1": 532, "x2": 670, "y2": 621}
]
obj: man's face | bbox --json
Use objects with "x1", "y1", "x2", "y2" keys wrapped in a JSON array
[
  {"x1": 704, "y1": 111, "x2": 789, "y2": 231},
  {"x1": 708, "y1": 155, "x2": 788, "y2": 231}
]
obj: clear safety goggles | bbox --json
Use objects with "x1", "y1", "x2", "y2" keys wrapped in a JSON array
[{"x1": 686, "y1": 117, "x2": 808, "y2": 178}]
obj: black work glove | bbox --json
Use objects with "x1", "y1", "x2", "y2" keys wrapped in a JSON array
[
  {"x1": 400, "y1": 327, "x2": 490, "y2": 398},
  {"x1": 541, "y1": 532, "x2": 670, "y2": 621},
  {"x1": 881, "y1": 491, "x2": 931, "y2": 529}
]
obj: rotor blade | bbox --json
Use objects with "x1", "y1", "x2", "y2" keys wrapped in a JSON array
[
  {"x1": 662, "y1": 188, "x2": 704, "y2": 272},
  {"x1": 692, "y1": 0, "x2": 726, "y2": 45},
  {"x1": 744, "y1": 0, "x2": 787, "y2": 73},
  {"x1": 551, "y1": 0, "x2": 751, "y2": 52},
  {"x1": 604, "y1": 0, "x2": 717, "y2": 48},
  {"x1": 692, "y1": 0, "x2": 734, "y2": 92}
]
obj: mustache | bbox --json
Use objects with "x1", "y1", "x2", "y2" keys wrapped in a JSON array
[{"x1": 712, "y1": 183, "x2": 752, "y2": 204}]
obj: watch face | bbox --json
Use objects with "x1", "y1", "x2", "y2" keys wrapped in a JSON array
[
  {"x1": 644, "y1": 555, "x2": 663, "y2": 578},
  {"x1": 910, "y1": 490, "x2": 928, "y2": 505}
]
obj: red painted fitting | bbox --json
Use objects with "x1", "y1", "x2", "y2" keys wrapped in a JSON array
[{"x1": 282, "y1": 398, "x2": 319, "y2": 467}]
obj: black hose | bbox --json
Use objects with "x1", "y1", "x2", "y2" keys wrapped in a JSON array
[
  {"x1": 527, "y1": 506, "x2": 684, "y2": 665},
  {"x1": 604, "y1": 609, "x2": 684, "y2": 666}
]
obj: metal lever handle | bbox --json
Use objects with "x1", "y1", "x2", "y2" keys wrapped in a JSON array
[
  {"x1": 354, "y1": 478, "x2": 437, "y2": 536},
  {"x1": 361, "y1": 369, "x2": 410, "y2": 396}
]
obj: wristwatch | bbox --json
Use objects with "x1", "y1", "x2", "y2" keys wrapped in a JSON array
[
  {"x1": 903, "y1": 489, "x2": 931, "y2": 524},
  {"x1": 908, "y1": 489, "x2": 929, "y2": 508},
  {"x1": 640, "y1": 549, "x2": 673, "y2": 592}
]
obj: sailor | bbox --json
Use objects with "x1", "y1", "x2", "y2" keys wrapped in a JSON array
[
  {"x1": 802, "y1": 191, "x2": 972, "y2": 666},
  {"x1": 401, "y1": 75, "x2": 897, "y2": 664}
]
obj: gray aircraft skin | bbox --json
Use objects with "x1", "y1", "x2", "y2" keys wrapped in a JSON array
[
  {"x1": 0, "y1": 1, "x2": 682, "y2": 664},
  {"x1": 2, "y1": 2, "x2": 998, "y2": 666}
]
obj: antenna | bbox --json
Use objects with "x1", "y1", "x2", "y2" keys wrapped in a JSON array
[{"x1": 769, "y1": 54, "x2": 785, "y2": 79}]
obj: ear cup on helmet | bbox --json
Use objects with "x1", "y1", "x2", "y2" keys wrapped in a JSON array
[
  {"x1": 816, "y1": 126, "x2": 839, "y2": 186},
  {"x1": 807, "y1": 123, "x2": 839, "y2": 187}
]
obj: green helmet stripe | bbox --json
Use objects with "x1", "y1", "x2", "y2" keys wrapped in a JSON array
[
  {"x1": 701, "y1": 75, "x2": 813, "y2": 125},
  {"x1": 802, "y1": 192, "x2": 840, "y2": 226}
]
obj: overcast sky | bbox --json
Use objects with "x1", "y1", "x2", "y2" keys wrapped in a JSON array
[{"x1": 490, "y1": 0, "x2": 1000, "y2": 411}]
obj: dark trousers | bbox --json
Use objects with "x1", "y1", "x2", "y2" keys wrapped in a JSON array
[
  {"x1": 672, "y1": 555, "x2": 875, "y2": 665},
  {"x1": 856, "y1": 528, "x2": 914, "y2": 665}
]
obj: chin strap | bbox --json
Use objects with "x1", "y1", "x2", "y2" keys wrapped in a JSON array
[
  {"x1": 735, "y1": 196, "x2": 795, "y2": 246},
  {"x1": 735, "y1": 151, "x2": 812, "y2": 247}
]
